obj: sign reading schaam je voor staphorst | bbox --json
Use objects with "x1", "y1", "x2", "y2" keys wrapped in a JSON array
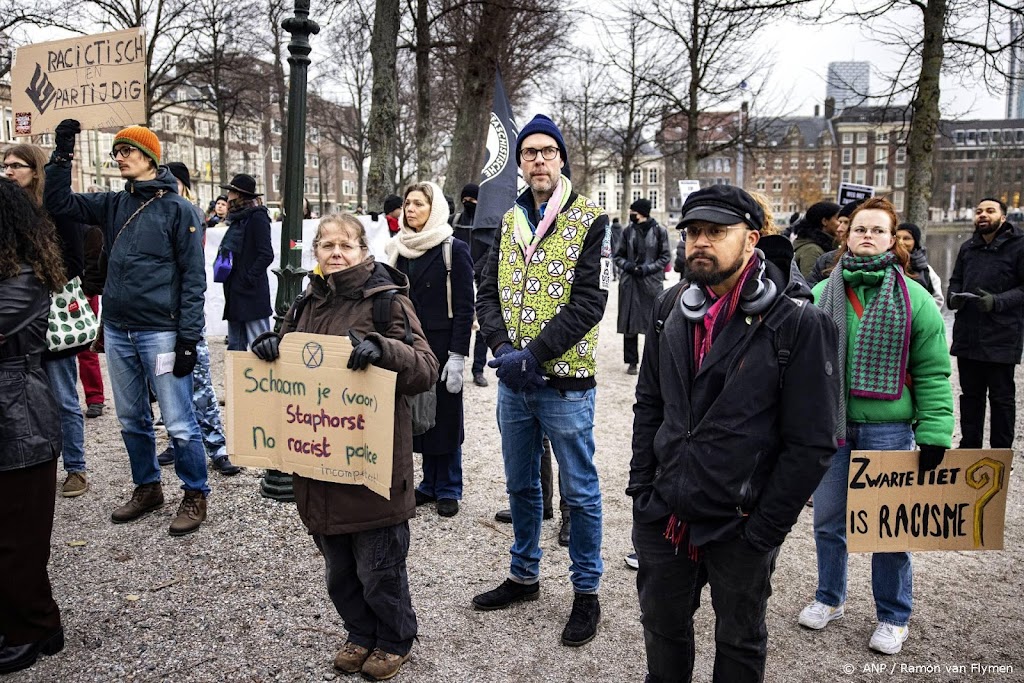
[{"x1": 225, "y1": 333, "x2": 396, "y2": 500}]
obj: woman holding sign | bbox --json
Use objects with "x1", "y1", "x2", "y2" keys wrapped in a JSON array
[
  {"x1": 799, "y1": 197, "x2": 953, "y2": 655},
  {"x1": 385, "y1": 181, "x2": 475, "y2": 518},
  {"x1": 249, "y1": 214, "x2": 438, "y2": 681}
]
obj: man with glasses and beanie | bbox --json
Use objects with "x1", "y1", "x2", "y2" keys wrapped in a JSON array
[
  {"x1": 44, "y1": 119, "x2": 211, "y2": 537},
  {"x1": 628, "y1": 185, "x2": 839, "y2": 682},
  {"x1": 218, "y1": 173, "x2": 273, "y2": 351},
  {"x1": 473, "y1": 114, "x2": 610, "y2": 647}
]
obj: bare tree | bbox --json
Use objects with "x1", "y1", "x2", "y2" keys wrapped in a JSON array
[
  {"x1": 366, "y1": 0, "x2": 401, "y2": 209},
  {"x1": 553, "y1": 54, "x2": 609, "y2": 196},
  {"x1": 75, "y1": 0, "x2": 203, "y2": 120},
  {"x1": 314, "y1": 4, "x2": 374, "y2": 205},
  {"x1": 186, "y1": 0, "x2": 266, "y2": 185},
  {"x1": 0, "y1": 1, "x2": 72, "y2": 79},
  {"x1": 834, "y1": 0, "x2": 1024, "y2": 224},
  {"x1": 631, "y1": 0, "x2": 791, "y2": 179}
]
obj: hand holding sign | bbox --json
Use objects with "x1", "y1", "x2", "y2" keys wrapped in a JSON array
[{"x1": 347, "y1": 331, "x2": 382, "y2": 370}]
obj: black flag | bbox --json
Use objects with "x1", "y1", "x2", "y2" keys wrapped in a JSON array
[{"x1": 470, "y1": 69, "x2": 519, "y2": 259}]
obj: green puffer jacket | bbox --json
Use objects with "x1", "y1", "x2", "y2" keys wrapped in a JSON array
[{"x1": 812, "y1": 268, "x2": 954, "y2": 448}]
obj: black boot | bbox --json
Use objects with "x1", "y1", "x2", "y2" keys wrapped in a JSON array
[
  {"x1": 0, "y1": 628, "x2": 64, "y2": 674},
  {"x1": 558, "y1": 513, "x2": 570, "y2": 547},
  {"x1": 472, "y1": 579, "x2": 540, "y2": 611},
  {"x1": 561, "y1": 593, "x2": 600, "y2": 646}
]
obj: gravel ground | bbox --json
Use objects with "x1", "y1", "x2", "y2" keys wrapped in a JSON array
[{"x1": 10, "y1": 284, "x2": 1024, "y2": 683}]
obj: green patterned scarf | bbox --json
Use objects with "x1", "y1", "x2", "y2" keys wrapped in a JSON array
[{"x1": 819, "y1": 251, "x2": 911, "y2": 439}]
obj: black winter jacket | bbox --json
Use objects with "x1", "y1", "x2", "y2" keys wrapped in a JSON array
[
  {"x1": 222, "y1": 205, "x2": 274, "y2": 322},
  {"x1": 44, "y1": 164, "x2": 207, "y2": 343},
  {"x1": 0, "y1": 267, "x2": 62, "y2": 472},
  {"x1": 627, "y1": 247, "x2": 840, "y2": 551},
  {"x1": 949, "y1": 222, "x2": 1024, "y2": 365}
]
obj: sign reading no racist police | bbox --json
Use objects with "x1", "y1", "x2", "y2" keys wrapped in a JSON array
[{"x1": 11, "y1": 28, "x2": 147, "y2": 136}]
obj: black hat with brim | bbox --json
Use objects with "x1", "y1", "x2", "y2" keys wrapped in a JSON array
[{"x1": 220, "y1": 173, "x2": 263, "y2": 197}]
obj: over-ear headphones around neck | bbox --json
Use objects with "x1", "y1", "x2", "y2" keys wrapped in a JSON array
[{"x1": 679, "y1": 249, "x2": 778, "y2": 322}]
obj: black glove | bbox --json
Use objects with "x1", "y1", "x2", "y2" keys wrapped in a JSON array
[
  {"x1": 172, "y1": 340, "x2": 198, "y2": 378},
  {"x1": 54, "y1": 119, "x2": 81, "y2": 159},
  {"x1": 976, "y1": 289, "x2": 995, "y2": 313},
  {"x1": 919, "y1": 445, "x2": 946, "y2": 472},
  {"x1": 494, "y1": 342, "x2": 515, "y2": 358},
  {"x1": 347, "y1": 331, "x2": 383, "y2": 370},
  {"x1": 947, "y1": 292, "x2": 979, "y2": 310},
  {"x1": 251, "y1": 331, "x2": 281, "y2": 362}
]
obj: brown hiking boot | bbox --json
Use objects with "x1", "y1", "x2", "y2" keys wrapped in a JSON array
[
  {"x1": 333, "y1": 641, "x2": 370, "y2": 673},
  {"x1": 111, "y1": 482, "x2": 164, "y2": 523},
  {"x1": 169, "y1": 490, "x2": 207, "y2": 536},
  {"x1": 361, "y1": 648, "x2": 410, "y2": 681},
  {"x1": 61, "y1": 472, "x2": 89, "y2": 498}
]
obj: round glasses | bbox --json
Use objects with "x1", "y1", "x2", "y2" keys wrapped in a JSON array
[
  {"x1": 109, "y1": 147, "x2": 138, "y2": 160},
  {"x1": 521, "y1": 146, "x2": 559, "y2": 161}
]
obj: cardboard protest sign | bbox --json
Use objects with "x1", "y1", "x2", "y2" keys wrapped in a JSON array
[
  {"x1": 224, "y1": 333, "x2": 396, "y2": 499},
  {"x1": 836, "y1": 182, "x2": 875, "y2": 206},
  {"x1": 846, "y1": 449, "x2": 1014, "y2": 553},
  {"x1": 11, "y1": 29, "x2": 147, "y2": 135}
]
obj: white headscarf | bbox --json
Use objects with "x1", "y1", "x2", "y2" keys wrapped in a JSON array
[{"x1": 384, "y1": 181, "x2": 453, "y2": 265}]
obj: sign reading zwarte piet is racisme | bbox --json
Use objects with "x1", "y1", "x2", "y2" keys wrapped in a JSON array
[
  {"x1": 846, "y1": 449, "x2": 1014, "y2": 553},
  {"x1": 11, "y1": 28, "x2": 147, "y2": 135},
  {"x1": 224, "y1": 333, "x2": 397, "y2": 500}
]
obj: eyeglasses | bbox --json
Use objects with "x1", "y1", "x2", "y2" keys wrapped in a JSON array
[
  {"x1": 1, "y1": 162, "x2": 32, "y2": 172},
  {"x1": 521, "y1": 146, "x2": 559, "y2": 161},
  {"x1": 683, "y1": 224, "x2": 746, "y2": 242},
  {"x1": 316, "y1": 241, "x2": 364, "y2": 254},
  {"x1": 849, "y1": 226, "x2": 891, "y2": 237},
  {"x1": 109, "y1": 146, "x2": 137, "y2": 160}
]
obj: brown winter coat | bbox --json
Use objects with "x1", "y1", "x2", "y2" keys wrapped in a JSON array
[{"x1": 281, "y1": 258, "x2": 439, "y2": 535}]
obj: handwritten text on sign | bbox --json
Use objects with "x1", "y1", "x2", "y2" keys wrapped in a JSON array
[
  {"x1": 846, "y1": 449, "x2": 1013, "y2": 553},
  {"x1": 224, "y1": 333, "x2": 396, "y2": 499},
  {"x1": 11, "y1": 29, "x2": 147, "y2": 135}
]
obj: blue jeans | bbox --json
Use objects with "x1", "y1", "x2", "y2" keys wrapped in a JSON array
[
  {"x1": 104, "y1": 326, "x2": 209, "y2": 495},
  {"x1": 812, "y1": 421, "x2": 914, "y2": 626},
  {"x1": 497, "y1": 383, "x2": 603, "y2": 593},
  {"x1": 227, "y1": 318, "x2": 271, "y2": 351},
  {"x1": 42, "y1": 355, "x2": 85, "y2": 473},
  {"x1": 162, "y1": 338, "x2": 228, "y2": 461},
  {"x1": 417, "y1": 446, "x2": 463, "y2": 500}
]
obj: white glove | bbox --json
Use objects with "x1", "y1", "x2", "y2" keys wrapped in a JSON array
[{"x1": 440, "y1": 352, "x2": 465, "y2": 394}]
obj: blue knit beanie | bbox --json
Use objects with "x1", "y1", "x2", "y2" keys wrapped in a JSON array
[{"x1": 516, "y1": 114, "x2": 571, "y2": 179}]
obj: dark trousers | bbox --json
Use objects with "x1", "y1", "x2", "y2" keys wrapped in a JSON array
[
  {"x1": 958, "y1": 358, "x2": 1016, "y2": 449},
  {"x1": 0, "y1": 458, "x2": 61, "y2": 645},
  {"x1": 633, "y1": 517, "x2": 778, "y2": 683},
  {"x1": 313, "y1": 522, "x2": 417, "y2": 656},
  {"x1": 540, "y1": 436, "x2": 569, "y2": 517},
  {"x1": 624, "y1": 334, "x2": 641, "y2": 365},
  {"x1": 472, "y1": 330, "x2": 488, "y2": 376}
]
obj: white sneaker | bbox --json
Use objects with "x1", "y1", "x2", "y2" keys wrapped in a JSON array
[
  {"x1": 869, "y1": 622, "x2": 909, "y2": 654},
  {"x1": 798, "y1": 601, "x2": 845, "y2": 629},
  {"x1": 624, "y1": 553, "x2": 639, "y2": 570}
]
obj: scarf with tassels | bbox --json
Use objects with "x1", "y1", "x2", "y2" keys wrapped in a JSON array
[
  {"x1": 511, "y1": 175, "x2": 572, "y2": 265},
  {"x1": 818, "y1": 250, "x2": 911, "y2": 444},
  {"x1": 666, "y1": 253, "x2": 762, "y2": 558}
]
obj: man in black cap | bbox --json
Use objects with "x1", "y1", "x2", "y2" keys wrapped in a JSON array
[
  {"x1": 219, "y1": 173, "x2": 274, "y2": 351},
  {"x1": 383, "y1": 194, "x2": 403, "y2": 236},
  {"x1": 614, "y1": 198, "x2": 670, "y2": 375},
  {"x1": 628, "y1": 184, "x2": 839, "y2": 682}
]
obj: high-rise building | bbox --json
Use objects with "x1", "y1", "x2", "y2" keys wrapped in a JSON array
[
  {"x1": 826, "y1": 61, "x2": 871, "y2": 112},
  {"x1": 1008, "y1": 20, "x2": 1024, "y2": 119}
]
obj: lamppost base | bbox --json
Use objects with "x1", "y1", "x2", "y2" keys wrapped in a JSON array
[{"x1": 260, "y1": 469, "x2": 295, "y2": 502}]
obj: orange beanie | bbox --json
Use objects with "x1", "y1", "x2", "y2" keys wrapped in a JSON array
[{"x1": 113, "y1": 126, "x2": 161, "y2": 165}]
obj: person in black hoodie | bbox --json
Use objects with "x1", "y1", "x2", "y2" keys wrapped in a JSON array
[
  {"x1": 948, "y1": 197, "x2": 1024, "y2": 449},
  {"x1": 220, "y1": 174, "x2": 274, "y2": 351},
  {"x1": 4, "y1": 143, "x2": 89, "y2": 498}
]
